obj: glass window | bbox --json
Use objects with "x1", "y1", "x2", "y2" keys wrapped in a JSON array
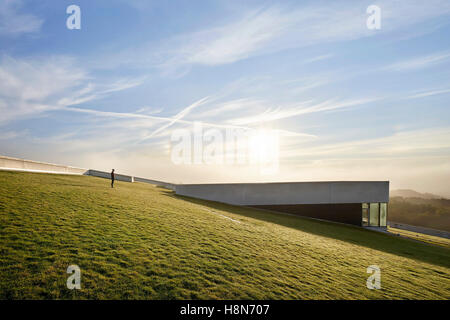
[
  {"x1": 362, "y1": 203, "x2": 369, "y2": 226},
  {"x1": 379, "y1": 203, "x2": 387, "y2": 227},
  {"x1": 369, "y1": 203, "x2": 379, "y2": 227}
]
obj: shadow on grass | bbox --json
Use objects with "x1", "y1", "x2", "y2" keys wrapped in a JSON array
[{"x1": 160, "y1": 190, "x2": 450, "y2": 269}]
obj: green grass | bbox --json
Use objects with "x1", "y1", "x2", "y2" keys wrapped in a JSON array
[
  {"x1": 0, "y1": 170, "x2": 449, "y2": 299},
  {"x1": 388, "y1": 227, "x2": 450, "y2": 249}
]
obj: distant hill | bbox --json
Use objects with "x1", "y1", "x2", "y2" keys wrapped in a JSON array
[
  {"x1": 389, "y1": 196, "x2": 450, "y2": 232},
  {"x1": 390, "y1": 189, "x2": 446, "y2": 200}
]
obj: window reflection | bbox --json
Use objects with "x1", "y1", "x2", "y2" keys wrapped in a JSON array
[
  {"x1": 369, "y1": 203, "x2": 379, "y2": 226},
  {"x1": 380, "y1": 203, "x2": 387, "y2": 227},
  {"x1": 362, "y1": 203, "x2": 369, "y2": 226},
  {"x1": 362, "y1": 202, "x2": 387, "y2": 227}
]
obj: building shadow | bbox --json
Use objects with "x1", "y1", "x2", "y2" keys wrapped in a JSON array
[{"x1": 159, "y1": 189, "x2": 450, "y2": 269}]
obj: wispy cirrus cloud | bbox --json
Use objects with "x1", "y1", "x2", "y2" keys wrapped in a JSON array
[
  {"x1": 0, "y1": 55, "x2": 145, "y2": 124},
  {"x1": 194, "y1": 98, "x2": 267, "y2": 120},
  {"x1": 153, "y1": 0, "x2": 450, "y2": 73},
  {"x1": 142, "y1": 96, "x2": 211, "y2": 140},
  {"x1": 383, "y1": 52, "x2": 450, "y2": 72},
  {"x1": 0, "y1": 129, "x2": 28, "y2": 140},
  {"x1": 282, "y1": 127, "x2": 450, "y2": 160},
  {"x1": 85, "y1": 0, "x2": 450, "y2": 81},
  {"x1": 0, "y1": 55, "x2": 86, "y2": 123},
  {"x1": 57, "y1": 77, "x2": 146, "y2": 107},
  {"x1": 0, "y1": 0, "x2": 43, "y2": 36},
  {"x1": 226, "y1": 98, "x2": 379, "y2": 126},
  {"x1": 405, "y1": 88, "x2": 450, "y2": 99},
  {"x1": 303, "y1": 54, "x2": 334, "y2": 64}
]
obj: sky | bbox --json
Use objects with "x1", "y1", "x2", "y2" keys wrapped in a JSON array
[{"x1": 0, "y1": 0, "x2": 450, "y2": 197}]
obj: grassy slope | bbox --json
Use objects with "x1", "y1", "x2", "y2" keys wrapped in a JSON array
[
  {"x1": 388, "y1": 227, "x2": 450, "y2": 249},
  {"x1": 0, "y1": 171, "x2": 449, "y2": 300}
]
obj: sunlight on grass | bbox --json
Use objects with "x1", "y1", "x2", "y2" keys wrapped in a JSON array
[{"x1": 388, "y1": 227, "x2": 450, "y2": 248}]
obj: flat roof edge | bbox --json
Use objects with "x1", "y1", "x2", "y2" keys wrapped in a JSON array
[
  {"x1": 177, "y1": 181, "x2": 390, "y2": 186},
  {"x1": 0, "y1": 155, "x2": 86, "y2": 171}
]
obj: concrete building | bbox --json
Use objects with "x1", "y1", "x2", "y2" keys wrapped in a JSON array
[
  {"x1": 175, "y1": 181, "x2": 389, "y2": 228},
  {"x1": 0, "y1": 155, "x2": 88, "y2": 175}
]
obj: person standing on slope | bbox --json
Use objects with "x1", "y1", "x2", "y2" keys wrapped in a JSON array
[{"x1": 111, "y1": 169, "x2": 115, "y2": 188}]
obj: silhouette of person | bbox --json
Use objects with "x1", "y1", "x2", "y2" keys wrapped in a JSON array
[{"x1": 111, "y1": 169, "x2": 115, "y2": 188}]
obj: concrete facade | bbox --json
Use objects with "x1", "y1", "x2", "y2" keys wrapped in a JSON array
[
  {"x1": 0, "y1": 155, "x2": 176, "y2": 189},
  {"x1": 175, "y1": 181, "x2": 389, "y2": 205},
  {"x1": 0, "y1": 155, "x2": 88, "y2": 175},
  {"x1": 134, "y1": 177, "x2": 176, "y2": 190},
  {"x1": 175, "y1": 181, "x2": 389, "y2": 227}
]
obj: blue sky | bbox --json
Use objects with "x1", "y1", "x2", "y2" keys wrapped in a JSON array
[{"x1": 1, "y1": 0, "x2": 450, "y2": 196}]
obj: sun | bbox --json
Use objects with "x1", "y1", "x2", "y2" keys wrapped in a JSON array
[{"x1": 248, "y1": 129, "x2": 279, "y2": 166}]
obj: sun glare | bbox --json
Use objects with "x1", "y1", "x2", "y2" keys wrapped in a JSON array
[{"x1": 248, "y1": 129, "x2": 279, "y2": 166}]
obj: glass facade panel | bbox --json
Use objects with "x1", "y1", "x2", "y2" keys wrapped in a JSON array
[
  {"x1": 362, "y1": 203, "x2": 369, "y2": 226},
  {"x1": 369, "y1": 203, "x2": 379, "y2": 227},
  {"x1": 379, "y1": 203, "x2": 387, "y2": 227}
]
